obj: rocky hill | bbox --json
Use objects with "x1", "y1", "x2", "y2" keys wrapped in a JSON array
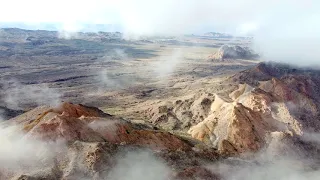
[
  {"x1": 208, "y1": 45, "x2": 259, "y2": 61},
  {"x1": 0, "y1": 102, "x2": 221, "y2": 180},
  {"x1": 136, "y1": 62, "x2": 320, "y2": 156}
]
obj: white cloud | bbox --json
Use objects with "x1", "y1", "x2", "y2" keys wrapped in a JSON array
[
  {"x1": 1, "y1": 79, "x2": 62, "y2": 110},
  {"x1": 107, "y1": 150, "x2": 170, "y2": 180},
  {"x1": 0, "y1": 124, "x2": 66, "y2": 171}
]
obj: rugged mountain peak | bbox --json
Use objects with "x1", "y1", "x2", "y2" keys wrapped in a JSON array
[
  {"x1": 188, "y1": 93, "x2": 268, "y2": 154},
  {"x1": 137, "y1": 63, "x2": 320, "y2": 155},
  {"x1": 1, "y1": 103, "x2": 220, "y2": 179},
  {"x1": 13, "y1": 102, "x2": 192, "y2": 151},
  {"x1": 52, "y1": 102, "x2": 111, "y2": 118},
  {"x1": 22, "y1": 102, "x2": 110, "y2": 132},
  {"x1": 187, "y1": 63, "x2": 320, "y2": 154}
]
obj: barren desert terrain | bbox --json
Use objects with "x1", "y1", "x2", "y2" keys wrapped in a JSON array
[{"x1": 1, "y1": 28, "x2": 320, "y2": 180}]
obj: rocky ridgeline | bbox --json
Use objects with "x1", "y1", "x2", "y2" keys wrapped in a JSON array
[
  {"x1": 1, "y1": 102, "x2": 220, "y2": 180},
  {"x1": 141, "y1": 62, "x2": 320, "y2": 156},
  {"x1": 2, "y1": 62, "x2": 320, "y2": 179}
]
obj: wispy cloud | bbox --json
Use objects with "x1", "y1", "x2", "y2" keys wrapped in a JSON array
[
  {"x1": 107, "y1": 150, "x2": 170, "y2": 180},
  {"x1": 0, "y1": 79, "x2": 62, "y2": 110}
]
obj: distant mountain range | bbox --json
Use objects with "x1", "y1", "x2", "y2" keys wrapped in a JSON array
[
  {"x1": 203, "y1": 32, "x2": 233, "y2": 38},
  {"x1": 0, "y1": 22, "x2": 124, "y2": 32}
]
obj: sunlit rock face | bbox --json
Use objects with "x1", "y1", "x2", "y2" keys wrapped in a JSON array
[
  {"x1": 120, "y1": 62, "x2": 320, "y2": 158},
  {"x1": 188, "y1": 62, "x2": 320, "y2": 154},
  {"x1": 135, "y1": 63, "x2": 320, "y2": 155}
]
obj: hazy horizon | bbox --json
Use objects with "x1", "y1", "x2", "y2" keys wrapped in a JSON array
[{"x1": 1, "y1": 0, "x2": 319, "y2": 66}]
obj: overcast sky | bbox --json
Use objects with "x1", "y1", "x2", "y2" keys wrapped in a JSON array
[
  {"x1": 0, "y1": 0, "x2": 319, "y2": 66},
  {"x1": 0, "y1": 0, "x2": 316, "y2": 34}
]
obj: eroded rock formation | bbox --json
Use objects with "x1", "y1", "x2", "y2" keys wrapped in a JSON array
[
  {"x1": 142, "y1": 62, "x2": 320, "y2": 155},
  {"x1": 0, "y1": 102, "x2": 219, "y2": 180}
]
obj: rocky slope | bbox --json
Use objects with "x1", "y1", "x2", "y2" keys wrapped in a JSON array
[
  {"x1": 0, "y1": 102, "x2": 220, "y2": 180},
  {"x1": 138, "y1": 62, "x2": 320, "y2": 155},
  {"x1": 2, "y1": 62, "x2": 320, "y2": 179}
]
